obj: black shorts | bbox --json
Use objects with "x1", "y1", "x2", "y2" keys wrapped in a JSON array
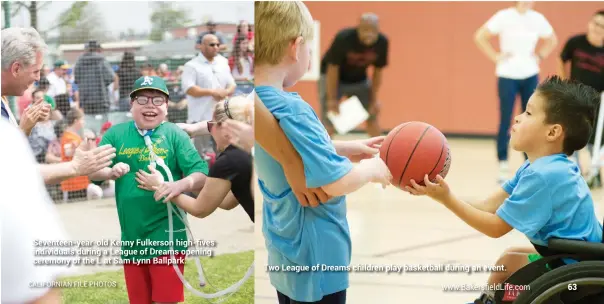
[
  {"x1": 277, "y1": 290, "x2": 346, "y2": 304},
  {"x1": 318, "y1": 74, "x2": 375, "y2": 126}
]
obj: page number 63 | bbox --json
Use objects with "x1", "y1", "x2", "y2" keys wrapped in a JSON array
[{"x1": 567, "y1": 283, "x2": 577, "y2": 291}]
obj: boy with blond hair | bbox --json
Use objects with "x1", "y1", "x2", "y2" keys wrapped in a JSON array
[{"x1": 254, "y1": 2, "x2": 392, "y2": 303}]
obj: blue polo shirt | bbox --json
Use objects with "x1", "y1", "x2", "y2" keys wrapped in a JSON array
[
  {"x1": 497, "y1": 154, "x2": 603, "y2": 246},
  {"x1": 255, "y1": 86, "x2": 353, "y2": 302}
]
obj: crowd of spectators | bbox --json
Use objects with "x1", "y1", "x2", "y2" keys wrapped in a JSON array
[{"x1": 21, "y1": 20, "x2": 254, "y2": 203}]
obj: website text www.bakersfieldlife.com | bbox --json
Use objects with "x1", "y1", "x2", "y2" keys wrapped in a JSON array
[{"x1": 266, "y1": 263, "x2": 531, "y2": 292}]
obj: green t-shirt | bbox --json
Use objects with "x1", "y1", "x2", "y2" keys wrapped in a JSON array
[
  {"x1": 98, "y1": 121, "x2": 208, "y2": 262},
  {"x1": 43, "y1": 95, "x2": 56, "y2": 110}
]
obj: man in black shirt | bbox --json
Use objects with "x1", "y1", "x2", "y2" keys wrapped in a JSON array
[
  {"x1": 319, "y1": 13, "x2": 389, "y2": 137},
  {"x1": 559, "y1": 10, "x2": 604, "y2": 185},
  {"x1": 559, "y1": 10, "x2": 604, "y2": 93}
]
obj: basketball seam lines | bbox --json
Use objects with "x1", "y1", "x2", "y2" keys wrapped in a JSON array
[
  {"x1": 427, "y1": 134, "x2": 445, "y2": 179},
  {"x1": 385, "y1": 122, "x2": 410, "y2": 165},
  {"x1": 398, "y1": 126, "x2": 431, "y2": 187}
]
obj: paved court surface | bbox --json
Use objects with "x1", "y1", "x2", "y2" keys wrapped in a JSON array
[
  {"x1": 253, "y1": 136, "x2": 604, "y2": 304},
  {"x1": 53, "y1": 197, "x2": 254, "y2": 277}
]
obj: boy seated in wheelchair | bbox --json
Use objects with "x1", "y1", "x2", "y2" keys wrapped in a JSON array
[{"x1": 405, "y1": 76, "x2": 604, "y2": 302}]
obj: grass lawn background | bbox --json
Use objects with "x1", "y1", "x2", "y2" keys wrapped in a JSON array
[{"x1": 60, "y1": 251, "x2": 254, "y2": 304}]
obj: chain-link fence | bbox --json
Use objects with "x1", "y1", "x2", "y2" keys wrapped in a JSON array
[{"x1": 3, "y1": 1, "x2": 254, "y2": 204}]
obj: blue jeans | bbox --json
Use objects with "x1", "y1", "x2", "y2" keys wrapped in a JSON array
[
  {"x1": 235, "y1": 83, "x2": 254, "y2": 96},
  {"x1": 497, "y1": 75, "x2": 539, "y2": 161}
]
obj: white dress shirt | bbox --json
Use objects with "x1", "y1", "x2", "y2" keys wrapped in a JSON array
[{"x1": 181, "y1": 53, "x2": 236, "y2": 123}]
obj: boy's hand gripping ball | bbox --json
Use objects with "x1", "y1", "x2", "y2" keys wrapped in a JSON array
[{"x1": 379, "y1": 121, "x2": 451, "y2": 190}]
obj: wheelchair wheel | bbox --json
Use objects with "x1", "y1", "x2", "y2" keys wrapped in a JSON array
[{"x1": 513, "y1": 261, "x2": 604, "y2": 304}]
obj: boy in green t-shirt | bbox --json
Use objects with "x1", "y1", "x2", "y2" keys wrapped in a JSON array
[{"x1": 89, "y1": 76, "x2": 208, "y2": 304}]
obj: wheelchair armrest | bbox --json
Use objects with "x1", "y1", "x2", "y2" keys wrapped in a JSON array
[{"x1": 548, "y1": 238, "x2": 604, "y2": 257}]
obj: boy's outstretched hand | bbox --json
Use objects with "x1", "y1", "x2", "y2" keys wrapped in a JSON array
[
  {"x1": 135, "y1": 165, "x2": 164, "y2": 190},
  {"x1": 337, "y1": 136, "x2": 385, "y2": 162},
  {"x1": 360, "y1": 156, "x2": 392, "y2": 189},
  {"x1": 405, "y1": 174, "x2": 451, "y2": 203},
  {"x1": 111, "y1": 162, "x2": 130, "y2": 180}
]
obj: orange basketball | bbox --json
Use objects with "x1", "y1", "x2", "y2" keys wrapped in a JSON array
[{"x1": 379, "y1": 121, "x2": 451, "y2": 190}]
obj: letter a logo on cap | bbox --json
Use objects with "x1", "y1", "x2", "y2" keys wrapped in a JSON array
[{"x1": 141, "y1": 76, "x2": 153, "y2": 86}]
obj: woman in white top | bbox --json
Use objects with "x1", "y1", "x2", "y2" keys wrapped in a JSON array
[
  {"x1": 474, "y1": 1, "x2": 558, "y2": 183},
  {"x1": 230, "y1": 38, "x2": 254, "y2": 82},
  {"x1": 230, "y1": 36, "x2": 254, "y2": 95}
]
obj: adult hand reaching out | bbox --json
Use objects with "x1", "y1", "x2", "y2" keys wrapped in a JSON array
[
  {"x1": 223, "y1": 119, "x2": 254, "y2": 154},
  {"x1": 176, "y1": 123, "x2": 198, "y2": 138},
  {"x1": 71, "y1": 142, "x2": 117, "y2": 176}
]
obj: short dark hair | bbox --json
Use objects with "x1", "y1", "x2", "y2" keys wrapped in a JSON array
[
  {"x1": 86, "y1": 40, "x2": 102, "y2": 52},
  {"x1": 537, "y1": 76, "x2": 601, "y2": 155},
  {"x1": 38, "y1": 77, "x2": 49, "y2": 89},
  {"x1": 54, "y1": 93, "x2": 71, "y2": 117}
]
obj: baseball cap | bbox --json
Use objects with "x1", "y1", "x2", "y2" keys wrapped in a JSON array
[
  {"x1": 130, "y1": 76, "x2": 170, "y2": 98},
  {"x1": 54, "y1": 60, "x2": 69, "y2": 69}
]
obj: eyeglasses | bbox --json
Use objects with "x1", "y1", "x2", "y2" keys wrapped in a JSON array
[
  {"x1": 207, "y1": 121, "x2": 222, "y2": 132},
  {"x1": 135, "y1": 96, "x2": 167, "y2": 106},
  {"x1": 208, "y1": 43, "x2": 220, "y2": 47}
]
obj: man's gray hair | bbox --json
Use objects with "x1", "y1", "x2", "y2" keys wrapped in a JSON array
[{"x1": 1, "y1": 27, "x2": 48, "y2": 71}]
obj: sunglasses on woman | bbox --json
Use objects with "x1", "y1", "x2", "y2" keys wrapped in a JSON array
[{"x1": 207, "y1": 121, "x2": 222, "y2": 132}]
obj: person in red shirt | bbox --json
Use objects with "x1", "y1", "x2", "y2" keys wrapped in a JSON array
[{"x1": 96, "y1": 121, "x2": 112, "y2": 146}]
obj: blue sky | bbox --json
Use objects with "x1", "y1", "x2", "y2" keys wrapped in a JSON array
[{"x1": 4, "y1": 1, "x2": 254, "y2": 36}]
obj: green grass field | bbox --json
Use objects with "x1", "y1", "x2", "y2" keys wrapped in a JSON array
[{"x1": 60, "y1": 251, "x2": 254, "y2": 304}]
